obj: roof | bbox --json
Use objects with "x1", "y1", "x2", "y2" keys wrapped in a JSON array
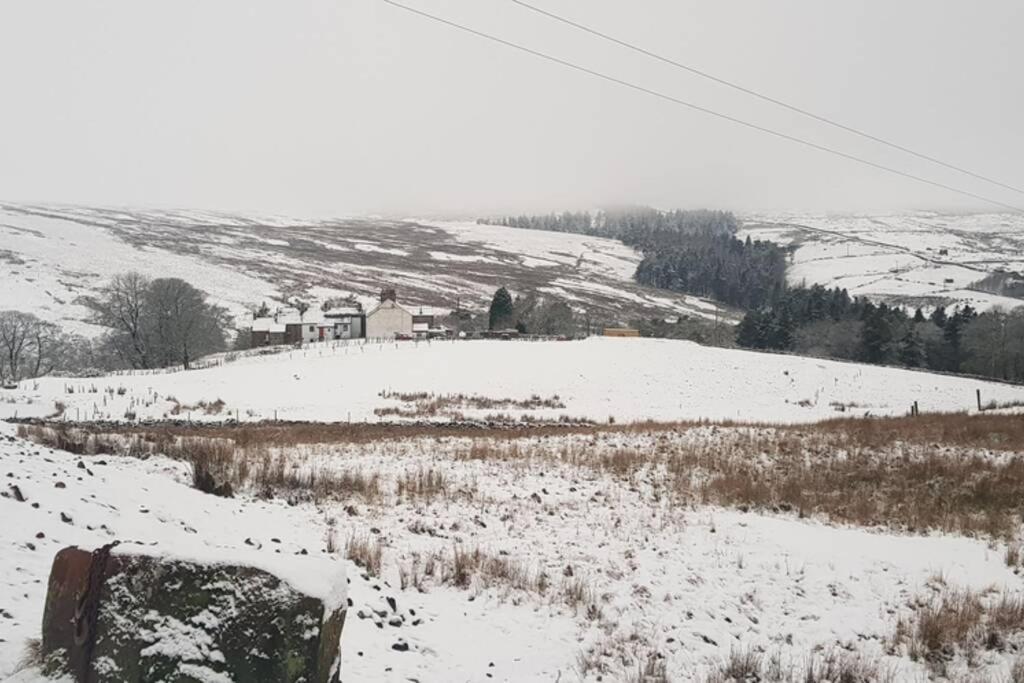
[
  {"x1": 366, "y1": 299, "x2": 413, "y2": 317},
  {"x1": 251, "y1": 318, "x2": 286, "y2": 334},
  {"x1": 412, "y1": 322, "x2": 429, "y2": 332},
  {"x1": 324, "y1": 307, "x2": 363, "y2": 317},
  {"x1": 412, "y1": 306, "x2": 451, "y2": 317}
]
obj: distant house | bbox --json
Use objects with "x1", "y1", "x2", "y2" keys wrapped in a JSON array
[
  {"x1": 364, "y1": 289, "x2": 451, "y2": 340},
  {"x1": 251, "y1": 291, "x2": 446, "y2": 345},
  {"x1": 251, "y1": 308, "x2": 334, "y2": 347},
  {"x1": 366, "y1": 289, "x2": 414, "y2": 339},
  {"x1": 603, "y1": 327, "x2": 640, "y2": 338},
  {"x1": 251, "y1": 318, "x2": 286, "y2": 346},
  {"x1": 322, "y1": 305, "x2": 365, "y2": 340}
]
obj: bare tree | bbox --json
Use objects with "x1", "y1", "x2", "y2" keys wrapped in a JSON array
[
  {"x1": 0, "y1": 311, "x2": 62, "y2": 383},
  {"x1": 145, "y1": 278, "x2": 228, "y2": 369},
  {"x1": 85, "y1": 272, "x2": 153, "y2": 368},
  {"x1": 85, "y1": 274, "x2": 227, "y2": 370}
]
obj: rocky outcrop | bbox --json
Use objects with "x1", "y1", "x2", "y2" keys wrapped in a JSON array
[{"x1": 41, "y1": 544, "x2": 347, "y2": 682}]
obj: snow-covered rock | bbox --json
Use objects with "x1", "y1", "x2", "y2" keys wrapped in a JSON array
[{"x1": 40, "y1": 544, "x2": 346, "y2": 682}]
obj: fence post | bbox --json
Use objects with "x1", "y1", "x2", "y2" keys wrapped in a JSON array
[{"x1": 976, "y1": 389, "x2": 982, "y2": 412}]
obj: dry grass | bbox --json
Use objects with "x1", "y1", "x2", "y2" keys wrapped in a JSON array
[
  {"x1": 13, "y1": 638, "x2": 42, "y2": 673},
  {"x1": 705, "y1": 648, "x2": 894, "y2": 683},
  {"x1": 249, "y1": 454, "x2": 382, "y2": 502},
  {"x1": 1007, "y1": 543, "x2": 1022, "y2": 569},
  {"x1": 1012, "y1": 656, "x2": 1024, "y2": 683},
  {"x1": 15, "y1": 424, "x2": 383, "y2": 503},
  {"x1": 892, "y1": 586, "x2": 1024, "y2": 674},
  {"x1": 807, "y1": 412, "x2": 1024, "y2": 452},
  {"x1": 710, "y1": 648, "x2": 762, "y2": 682},
  {"x1": 681, "y1": 441, "x2": 1024, "y2": 538},
  {"x1": 169, "y1": 398, "x2": 226, "y2": 416},
  {"x1": 802, "y1": 650, "x2": 895, "y2": 683},
  {"x1": 393, "y1": 544, "x2": 602, "y2": 617},
  {"x1": 624, "y1": 653, "x2": 669, "y2": 683},
  {"x1": 374, "y1": 391, "x2": 567, "y2": 419},
  {"x1": 396, "y1": 466, "x2": 449, "y2": 500},
  {"x1": 345, "y1": 533, "x2": 383, "y2": 577},
  {"x1": 23, "y1": 408, "x2": 1024, "y2": 449},
  {"x1": 17, "y1": 412, "x2": 1024, "y2": 538}
]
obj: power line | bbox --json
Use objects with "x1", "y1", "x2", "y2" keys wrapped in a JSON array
[
  {"x1": 382, "y1": 0, "x2": 1024, "y2": 213},
  {"x1": 511, "y1": 0, "x2": 1024, "y2": 198}
]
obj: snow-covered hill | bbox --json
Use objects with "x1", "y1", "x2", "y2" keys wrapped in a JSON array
[
  {"x1": 0, "y1": 203, "x2": 727, "y2": 337},
  {"x1": 741, "y1": 211, "x2": 1024, "y2": 312},
  {"x1": 3, "y1": 337, "x2": 1021, "y2": 424}
]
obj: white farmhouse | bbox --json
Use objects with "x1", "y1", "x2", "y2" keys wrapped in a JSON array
[{"x1": 365, "y1": 288, "x2": 414, "y2": 339}]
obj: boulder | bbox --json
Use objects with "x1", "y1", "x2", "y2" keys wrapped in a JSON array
[{"x1": 41, "y1": 543, "x2": 347, "y2": 682}]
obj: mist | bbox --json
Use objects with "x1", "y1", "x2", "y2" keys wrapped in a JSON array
[{"x1": 1, "y1": 0, "x2": 1021, "y2": 217}]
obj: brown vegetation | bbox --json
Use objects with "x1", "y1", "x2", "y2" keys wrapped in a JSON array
[
  {"x1": 345, "y1": 533, "x2": 383, "y2": 577},
  {"x1": 705, "y1": 648, "x2": 894, "y2": 683},
  {"x1": 375, "y1": 391, "x2": 566, "y2": 420},
  {"x1": 892, "y1": 585, "x2": 1024, "y2": 676},
  {"x1": 16, "y1": 411, "x2": 1024, "y2": 538}
]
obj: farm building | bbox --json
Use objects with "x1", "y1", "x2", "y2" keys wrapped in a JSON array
[
  {"x1": 603, "y1": 327, "x2": 640, "y2": 338},
  {"x1": 322, "y1": 305, "x2": 365, "y2": 340},
  {"x1": 251, "y1": 318, "x2": 286, "y2": 346},
  {"x1": 366, "y1": 289, "x2": 414, "y2": 339},
  {"x1": 250, "y1": 291, "x2": 447, "y2": 344}
]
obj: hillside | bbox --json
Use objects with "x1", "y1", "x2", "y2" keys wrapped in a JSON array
[
  {"x1": 0, "y1": 203, "x2": 728, "y2": 337},
  {"x1": 3, "y1": 337, "x2": 1022, "y2": 424},
  {"x1": 741, "y1": 211, "x2": 1024, "y2": 312}
]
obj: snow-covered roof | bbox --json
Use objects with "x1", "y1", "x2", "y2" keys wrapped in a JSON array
[
  {"x1": 251, "y1": 318, "x2": 286, "y2": 333},
  {"x1": 366, "y1": 299, "x2": 413, "y2": 317},
  {"x1": 412, "y1": 322, "x2": 429, "y2": 332},
  {"x1": 324, "y1": 307, "x2": 363, "y2": 317},
  {"x1": 411, "y1": 306, "x2": 450, "y2": 317}
]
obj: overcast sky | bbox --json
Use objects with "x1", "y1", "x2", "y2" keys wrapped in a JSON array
[{"x1": 1, "y1": 0, "x2": 1021, "y2": 217}]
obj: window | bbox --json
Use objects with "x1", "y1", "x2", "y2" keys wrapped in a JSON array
[{"x1": 309, "y1": 325, "x2": 314, "y2": 332}]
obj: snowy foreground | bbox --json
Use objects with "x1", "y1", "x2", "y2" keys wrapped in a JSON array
[
  {"x1": 4, "y1": 338, "x2": 1024, "y2": 425},
  {"x1": 3, "y1": 420, "x2": 1023, "y2": 682}
]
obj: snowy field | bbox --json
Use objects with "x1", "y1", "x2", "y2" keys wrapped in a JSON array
[
  {"x1": 740, "y1": 211, "x2": 1024, "y2": 312},
  {"x1": 0, "y1": 203, "x2": 727, "y2": 336},
  {"x1": 3, "y1": 420, "x2": 1023, "y2": 682},
  {"x1": 2, "y1": 337, "x2": 1022, "y2": 425}
]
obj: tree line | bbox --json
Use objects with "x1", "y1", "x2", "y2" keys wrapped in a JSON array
[
  {"x1": 481, "y1": 207, "x2": 784, "y2": 310},
  {"x1": 85, "y1": 273, "x2": 228, "y2": 370},
  {"x1": 736, "y1": 284, "x2": 1024, "y2": 381},
  {"x1": 480, "y1": 206, "x2": 737, "y2": 240},
  {"x1": 487, "y1": 286, "x2": 578, "y2": 336},
  {"x1": 0, "y1": 273, "x2": 228, "y2": 384},
  {"x1": 0, "y1": 312, "x2": 88, "y2": 385}
]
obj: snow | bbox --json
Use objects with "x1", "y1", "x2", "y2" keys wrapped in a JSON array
[
  {"x1": 4, "y1": 337, "x2": 1022, "y2": 425},
  {"x1": 0, "y1": 422, "x2": 350, "y2": 680},
  {"x1": 0, "y1": 204, "x2": 278, "y2": 336},
  {"x1": 419, "y1": 220, "x2": 641, "y2": 282},
  {"x1": 0, "y1": 204, "x2": 731, "y2": 336},
  {"x1": 3, "y1": 421, "x2": 1022, "y2": 681},
  {"x1": 741, "y1": 211, "x2": 1024, "y2": 311},
  {"x1": 111, "y1": 541, "x2": 348, "y2": 617}
]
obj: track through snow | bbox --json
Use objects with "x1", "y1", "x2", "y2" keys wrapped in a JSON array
[{"x1": 4, "y1": 338, "x2": 1023, "y2": 425}]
